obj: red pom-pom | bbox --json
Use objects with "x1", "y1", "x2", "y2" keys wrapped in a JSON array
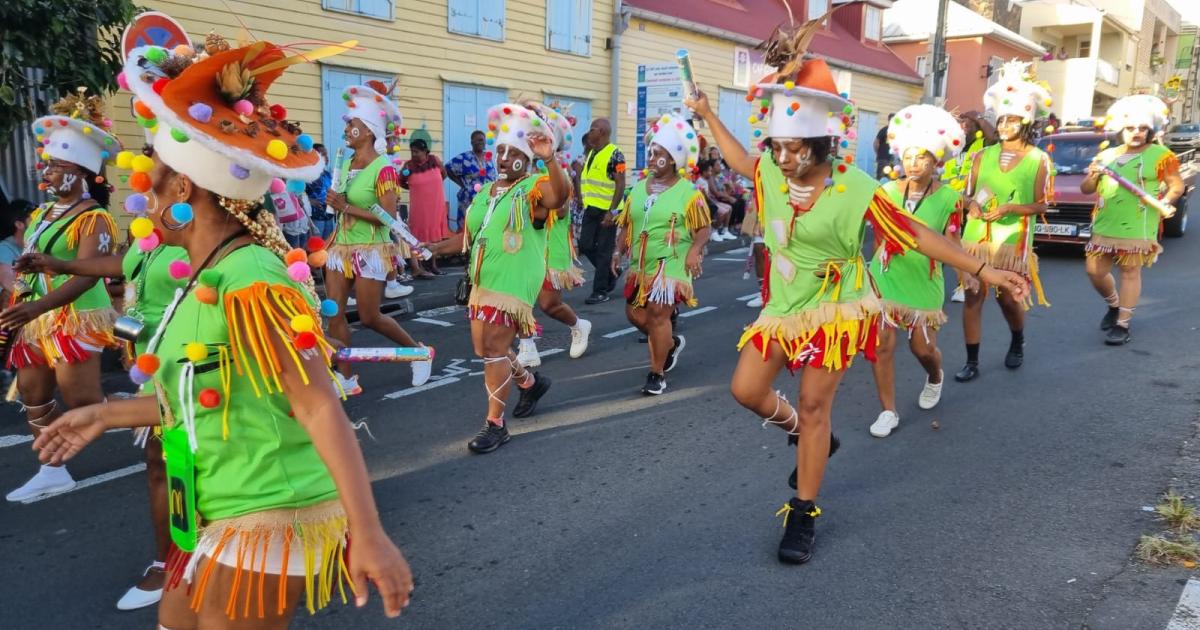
[
  {"x1": 294, "y1": 331, "x2": 318, "y2": 350},
  {"x1": 198, "y1": 388, "x2": 221, "y2": 409},
  {"x1": 269, "y1": 104, "x2": 288, "y2": 121},
  {"x1": 151, "y1": 78, "x2": 170, "y2": 95},
  {"x1": 503, "y1": 107, "x2": 512, "y2": 115},
  {"x1": 306, "y1": 236, "x2": 326, "y2": 252},
  {"x1": 399, "y1": 127, "x2": 407, "y2": 135},
  {"x1": 59, "y1": 119, "x2": 68, "y2": 127},
  {"x1": 837, "y1": 164, "x2": 847, "y2": 173}
]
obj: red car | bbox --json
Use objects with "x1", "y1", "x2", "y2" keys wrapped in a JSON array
[{"x1": 1034, "y1": 131, "x2": 1192, "y2": 244}]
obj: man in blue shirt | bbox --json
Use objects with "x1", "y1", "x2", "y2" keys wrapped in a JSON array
[{"x1": 306, "y1": 143, "x2": 334, "y2": 240}]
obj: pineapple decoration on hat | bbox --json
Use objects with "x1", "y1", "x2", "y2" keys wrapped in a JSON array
[
  {"x1": 1103, "y1": 94, "x2": 1171, "y2": 135},
  {"x1": 886, "y1": 104, "x2": 967, "y2": 172},
  {"x1": 982, "y1": 60, "x2": 1053, "y2": 127},
  {"x1": 644, "y1": 112, "x2": 701, "y2": 176},
  {"x1": 523, "y1": 100, "x2": 576, "y2": 168},
  {"x1": 343, "y1": 79, "x2": 404, "y2": 155},
  {"x1": 32, "y1": 87, "x2": 123, "y2": 190}
]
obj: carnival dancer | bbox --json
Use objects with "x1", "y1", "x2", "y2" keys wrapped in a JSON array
[
  {"x1": 514, "y1": 101, "x2": 592, "y2": 368},
  {"x1": 612, "y1": 113, "x2": 709, "y2": 395},
  {"x1": 868, "y1": 104, "x2": 967, "y2": 438},
  {"x1": 33, "y1": 38, "x2": 413, "y2": 625},
  {"x1": 426, "y1": 102, "x2": 572, "y2": 454},
  {"x1": 1081, "y1": 95, "x2": 1183, "y2": 345},
  {"x1": 956, "y1": 60, "x2": 1055, "y2": 382},
  {"x1": 324, "y1": 80, "x2": 432, "y2": 394},
  {"x1": 940, "y1": 110, "x2": 993, "y2": 303},
  {"x1": 1, "y1": 90, "x2": 121, "y2": 503},
  {"x1": 686, "y1": 37, "x2": 1027, "y2": 564}
]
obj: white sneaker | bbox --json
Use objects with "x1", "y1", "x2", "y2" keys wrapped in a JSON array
[
  {"x1": 869, "y1": 410, "x2": 900, "y2": 438},
  {"x1": 6, "y1": 465, "x2": 76, "y2": 502},
  {"x1": 720, "y1": 229, "x2": 735, "y2": 241},
  {"x1": 411, "y1": 352, "x2": 433, "y2": 386},
  {"x1": 918, "y1": 371, "x2": 944, "y2": 409},
  {"x1": 116, "y1": 564, "x2": 164, "y2": 611},
  {"x1": 569, "y1": 319, "x2": 592, "y2": 358},
  {"x1": 385, "y1": 281, "x2": 413, "y2": 299},
  {"x1": 710, "y1": 231, "x2": 722, "y2": 243},
  {"x1": 334, "y1": 372, "x2": 362, "y2": 396},
  {"x1": 516, "y1": 338, "x2": 541, "y2": 368},
  {"x1": 747, "y1": 295, "x2": 764, "y2": 308},
  {"x1": 951, "y1": 286, "x2": 965, "y2": 303},
  {"x1": 346, "y1": 296, "x2": 357, "y2": 307}
]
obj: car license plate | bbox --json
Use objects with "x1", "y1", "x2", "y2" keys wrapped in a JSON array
[{"x1": 1034, "y1": 223, "x2": 1077, "y2": 236}]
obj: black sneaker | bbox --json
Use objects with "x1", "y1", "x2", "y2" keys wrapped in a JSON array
[
  {"x1": 1100, "y1": 306, "x2": 1120, "y2": 331},
  {"x1": 512, "y1": 372, "x2": 551, "y2": 418},
  {"x1": 664, "y1": 335, "x2": 686, "y2": 372},
  {"x1": 642, "y1": 371, "x2": 666, "y2": 395},
  {"x1": 788, "y1": 433, "x2": 840, "y2": 490},
  {"x1": 584, "y1": 293, "x2": 610, "y2": 305},
  {"x1": 1004, "y1": 346, "x2": 1023, "y2": 369},
  {"x1": 954, "y1": 362, "x2": 980, "y2": 382},
  {"x1": 777, "y1": 498, "x2": 820, "y2": 564},
  {"x1": 467, "y1": 421, "x2": 510, "y2": 454},
  {"x1": 1104, "y1": 324, "x2": 1131, "y2": 346}
]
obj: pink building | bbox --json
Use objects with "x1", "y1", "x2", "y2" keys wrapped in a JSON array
[{"x1": 883, "y1": 0, "x2": 1045, "y2": 113}]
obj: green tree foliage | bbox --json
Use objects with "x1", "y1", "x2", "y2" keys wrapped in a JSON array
[{"x1": 0, "y1": 0, "x2": 136, "y2": 140}]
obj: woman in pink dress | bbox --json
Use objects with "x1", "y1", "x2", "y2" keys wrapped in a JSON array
[{"x1": 400, "y1": 138, "x2": 449, "y2": 275}]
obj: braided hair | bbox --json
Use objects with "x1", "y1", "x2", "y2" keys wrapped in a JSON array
[{"x1": 217, "y1": 194, "x2": 320, "y2": 302}]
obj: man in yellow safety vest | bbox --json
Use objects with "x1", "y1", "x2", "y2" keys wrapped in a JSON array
[{"x1": 578, "y1": 118, "x2": 627, "y2": 304}]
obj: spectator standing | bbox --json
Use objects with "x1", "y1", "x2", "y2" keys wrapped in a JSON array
[
  {"x1": 306, "y1": 143, "x2": 334, "y2": 240},
  {"x1": 579, "y1": 118, "x2": 627, "y2": 304},
  {"x1": 399, "y1": 138, "x2": 449, "y2": 275},
  {"x1": 446, "y1": 130, "x2": 497, "y2": 232},
  {"x1": 874, "y1": 113, "x2": 895, "y2": 178},
  {"x1": 0, "y1": 199, "x2": 34, "y2": 304}
]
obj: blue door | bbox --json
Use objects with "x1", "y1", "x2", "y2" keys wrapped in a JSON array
[
  {"x1": 857, "y1": 110, "x2": 879, "y2": 179},
  {"x1": 718, "y1": 88, "x2": 752, "y2": 150},
  {"x1": 443, "y1": 83, "x2": 509, "y2": 228},
  {"x1": 544, "y1": 94, "x2": 590, "y2": 164}
]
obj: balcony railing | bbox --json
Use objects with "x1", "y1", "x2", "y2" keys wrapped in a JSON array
[{"x1": 1096, "y1": 58, "x2": 1120, "y2": 85}]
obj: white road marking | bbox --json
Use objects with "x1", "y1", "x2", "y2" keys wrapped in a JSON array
[
  {"x1": 736, "y1": 293, "x2": 759, "y2": 302},
  {"x1": 680, "y1": 306, "x2": 717, "y2": 318},
  {"x1": 417, "y1": 305, "x2": 463, "y2": 317},
  {"x1": 21, "y1": 463, "x2": 147, "y2": 504},
  {"x1": 713, "y1": 257, "x2": 744, "y2": 262},
  {"x1": 603, "y1": 327, "x2": 638, "y2": 339},
  {"x1": 1168, "y1": 578, "x2": 1200, "y2": 630},
  {"x1": 0, "y1": 434, "x2": 33, "y2": 449},
  {"x1": 382, "y1": 376, "x2": 461, "y2": 400},
  {"x1": 412, "y1": 317, "x2": 453, "y2": 327},
  {"x1": 537, "y1": 348, "x2": 565, "y2": 358},
  {"x1": 725, "y1": 246, "x2": 749, "y2": 254}
]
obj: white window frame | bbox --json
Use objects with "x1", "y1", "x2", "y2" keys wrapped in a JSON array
[
  {"x1": 448, "y1": 0, "x2": 506, "y2": 42},
  {"x1": 1078, "y1": 39, "x2": 1091, "y2": 58},
  {"x1": 808, "y1": 0, "x2": 830, "y2": 21},
  {"x1": 321, "y1": 0, "x2": 394, "y2": 22},
  {"x1": 986, "y1": 55, "x2": 1004, "y2": 87},
  {"x1": 864, "y1": 5, "x2": 882, "y2": 41},
  {"x1": 546, "y1": 0, "x2": 593, "y2": 57}
]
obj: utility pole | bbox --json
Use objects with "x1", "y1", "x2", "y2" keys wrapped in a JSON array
[{"x1": 925, "y1": 0, "x2": 950, "y2": 105}]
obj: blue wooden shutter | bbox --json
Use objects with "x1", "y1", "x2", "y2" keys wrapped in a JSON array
[
  {"x1": 571, "y1": 0, "x2": 592, "y2": 55},
  {"x1": 449, "y1": 0, "x2": 479, "y2": 35},
  {"x1": 357, "y1": 0, "x2": 392, "y2": 19},
  {"x1": 480, "y1": 0, "x2": 505, "y2": 40},
  {"x1": 547, "y1": 0, "x2": 571, "y2": 52},
  {"x1": 321, "y1": 67, "x2": 364, "y2": 152}
]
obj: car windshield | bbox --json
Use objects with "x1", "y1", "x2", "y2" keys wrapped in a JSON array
[
  {"x1": 1171, "y1": 124, "x2": 1200, "y2": 133},
  {"x1": 1038, "y1": 136, "x2": 1097, "y2": 175}
]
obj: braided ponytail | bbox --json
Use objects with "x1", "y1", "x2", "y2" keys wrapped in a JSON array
[{"x1": 218, "y1": 196, "x2": 320, "y2": 302}]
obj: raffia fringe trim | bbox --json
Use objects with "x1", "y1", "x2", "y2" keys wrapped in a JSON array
[
  {"x1": 736, "y1": 297, "x2": 881, "y2": 371},
  {"x1": 182, "y1": 500, "x2": 350, "y2": 619},
  {"x1": 627, "y1": 269, "x2": 696, "y2": 308},
  {"x1": 1086, "y1": 236, "x2": 1161, "y2": 268},
  {"x1": 546, "y1": 266, "x2": 584, "y2": 291},
  {"x1": 880, "y1": 301, "x2": 947, "y2": 331},
  {"x1": 16, "y1": 307, "x2": 117, "y2": 344},
  {"x1": 963, "y1": 242, "x2": 1050, "y2": 308},
  {"x1": 324, "y1": 244, "x2": 397, "y2": 278},
  {"x1": 469, "y1": 286, "x2": 536, "y2": 335}
]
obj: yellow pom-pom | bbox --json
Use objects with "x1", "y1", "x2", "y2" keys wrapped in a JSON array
[
  {"x1": 115, "y1": 151, "x2": 134, "y2": 170},
  {"x1": 784, "y1": 81, "x2": 795, "y2": 90},
  {"x1": 130, "y1": 154, "x2": 154, "y2": 174},
  {"x1": 779, "y1": 184, "x2": 788, "y2": 193},
  {"x1": 835, "y1": 184, "x2": 846, "y2": 193},
  {"x1": 1044, "y1": 125, "x2": 1055, "y2": 134},
  {"x1": 184, "y1": 342, "x2": 208, "y2": 362},
  {"x1": 935, "y1": 149, "x2": 945, "y2": 158},
  {"x1": 82, "y1": 126, "x2": 92, "y2": 135},
  {"x1": 290, "y1": 314, "x2": 315, "y2": 333},
  {"x1": 1099, "y1": 140, "x2": 1110, "y2": 149},
  {"x1": 129, "y1": 217, "x2": 154, "y2": 239},
  {"x1": 266, "y1": 139, "x2": 288, "y2": 161}
]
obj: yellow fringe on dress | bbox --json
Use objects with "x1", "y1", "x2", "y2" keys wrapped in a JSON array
[
  {"x1": 181, "y1": 500, "x2": 352, "y2": 619},
  {"x1": 626, "y1": 264, "x2": 697, "y2": 308},
  {"x1": 64, "y1": 210, "x2": 117, "y2": 250},
  {"x1": 223, "y1": 283, "x2": 334, "y2": 401},
  {"x1": 736, "y1": 296, "x2": 882, "y2": 371},
  {"x1": 468, "y1": 285, "x2": 537, "y2": 335},
  {"x1": 15, "y1": 306, "x2": 118, "y2": 360},
  {"x1": 880, "y1": 301, "x2": 947, "y2": 332},
  {"x1": 962, "y1": 241, "x2": 1050, "y2": 307},
  {"x1": 1085, "y1": 235, "x2": 1162, "y2": 268},
  {"x1": 683, "y1": 192, "x2": 711, "y2": 232},
  {"x1": 546, "y1": 266, "x2": 585, "y2": 291}
]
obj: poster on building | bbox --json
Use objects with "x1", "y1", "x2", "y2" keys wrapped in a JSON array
[
  {"x1": 733, "y1": 47, "x2": 772, "y2": 90},
  {"x1": 636, "y1": 62, "x2": 685, "y2": 169}
]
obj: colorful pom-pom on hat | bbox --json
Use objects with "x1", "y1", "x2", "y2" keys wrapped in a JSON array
[
  {"x1": 644, "y1": 113, "x2": 700, "y2": 170},
  {"x1": 1104, "y1": 94, "x2": 1171, "y2": 133},
  {"x1": 756, "y1": 59, "x2": 853, "y2": 140},
  {"x1": 343, "y1": 80, "x2": 403, "y2": 155},
  {"x1": 31, "y1": 88, "x2": 122, "y2": 174},
  {"x1": 887, "y1": 104, "x2": 965, "y2": 165},
  {"x1": 982, "y1": 60, "x2": 1053, "y2": 124}
]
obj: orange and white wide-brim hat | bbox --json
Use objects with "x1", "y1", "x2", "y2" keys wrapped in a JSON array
[
  {"x1": 122, "y1": 41, "x2": 336, "y2": 200},
  {"x1": 755, "y1": 58, "x2": 853, "y2": 140},
  {"x1": 31, "y1": 111, "x2": 122, "y2": 175},
  {"x1": 887, "y1": 104, "x2": 966, "y2": 165},
  {"x1": 1104, "y1": 94, "x2": 1171, "y2": 133}
]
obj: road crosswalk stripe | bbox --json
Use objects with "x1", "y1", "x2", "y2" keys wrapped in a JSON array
[{"x1": 20, "y1": 463, "x2": 147, "y2": 504}]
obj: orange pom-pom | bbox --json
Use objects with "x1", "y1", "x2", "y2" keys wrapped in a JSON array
[
  {"x1": 133, "y1": 100, "x2": 155, "y2": 120},
  {"x1": 307, "y1": 250, "x2": 328, "y2": 267},
  {"x1": 135, "y1": 353, "x2": 160, "y2": 375},
  {"x1": 195, "y1": 285, "x2": 218, "y2": 305},
  {"x1": 128, "y1": 172, "x2": 152, "y2": 193},
  {"x1": 284, "y1": 248, "x2": 307, "y2": 265},
  {"x1": 844, "y1": 154, "x2": 855, "y2": 164}
]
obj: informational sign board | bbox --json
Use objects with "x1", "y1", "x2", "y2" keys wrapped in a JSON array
[
  {"x1": 636, "y1": 62, "x2": 685, "y2": 170},
  {"x1": 121, "y1": 12, "x2": 190, "y2": 59}
]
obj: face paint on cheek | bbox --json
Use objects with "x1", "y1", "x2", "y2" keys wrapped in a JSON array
[
  {"x1": 349, "y1": 127, "x2": 361, "y2": 139},
  {"x1": 512, "y1": 159, "x2": 524, "y2": 172},
  {"x1": 655, "y1": 157, "x2": 667, "y2": 169},
  {"x1": 58, "y1": 173, "x2": 77, "y2": 194}
]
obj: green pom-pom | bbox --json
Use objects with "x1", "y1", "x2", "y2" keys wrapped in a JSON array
[
  {"x1": 198, "y1": 269, "x2": 222, "y2": 287},
  {"x1": 843, "y1": 105, "x2": 853, "y2": 115},
  {"x1": 145, "y1": 47, "x2": 167, "y2": 64},
  {"x1": 136, "y1": 116, "x2": 155, "y2": 129},
  {"x1": 170, "y1": 128, "x2": 189, "y2": 143}
]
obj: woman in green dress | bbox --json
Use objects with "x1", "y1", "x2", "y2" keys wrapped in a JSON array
[
  {"x1": 1081, "y1": 94, "x2": 1184, "y2": 345},
  {"x1": 957, "y1": 61, "x2": 1055, "y2": 382},
  {"x1": 868, "y1": 104, "x2": 968, "y2": 439},
  {"x1": 33, "y1": 38, "x2": 412, "y2": 626},
  {"x1": 687, "y1": 49, "x2": 1027, "y2": 565},
  {"x1": 426, "y1": 102, "x2": 572, "y2": 454},
  {"x1": 613, "y1": 113, "x2": 710, "y2": 395}
]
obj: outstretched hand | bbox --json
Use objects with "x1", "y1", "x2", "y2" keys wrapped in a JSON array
[
  {"x1": 32, "y1": 405, "x2": 107, "y2": 466},
  {"x1": 349, "y1": 529, "x2": 414, "y2": 618},
  {"x1": 980, "y1": 267, "x2": 1028, "y2": 301},
  {"x1": 14, "y1": 253, "x2": 64, "y2": 275},
  {"x1": 528, "y1": 133, "x2": 556, "y2": 161}
]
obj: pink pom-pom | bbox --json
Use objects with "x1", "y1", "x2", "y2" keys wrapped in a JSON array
[
  {"x1": 287, "y1": 261, "x2": 311, "y2": 282},
  {"x1": 233, "y1": 99, "x2": 254, "y2": 116},
  {"x1": 168, "y1": 260, "x2": 192, "y2": 280},
  {"x1": 269, "y1": 178, "x2": 286, "y2": 194},
  {"x1": 117, "y1": 72, "x2": 129, "y2": 91},
  {"x1": 473, "y1": 183, "x2": 482, "y2": 193},
  {"x1": 136, "y1": 234, "x2": 159, "y2": 252}
]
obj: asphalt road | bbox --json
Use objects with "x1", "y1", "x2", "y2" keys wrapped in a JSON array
[{"x1": 2, "y1": 232, "x2": 1198, "y2": 629}]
